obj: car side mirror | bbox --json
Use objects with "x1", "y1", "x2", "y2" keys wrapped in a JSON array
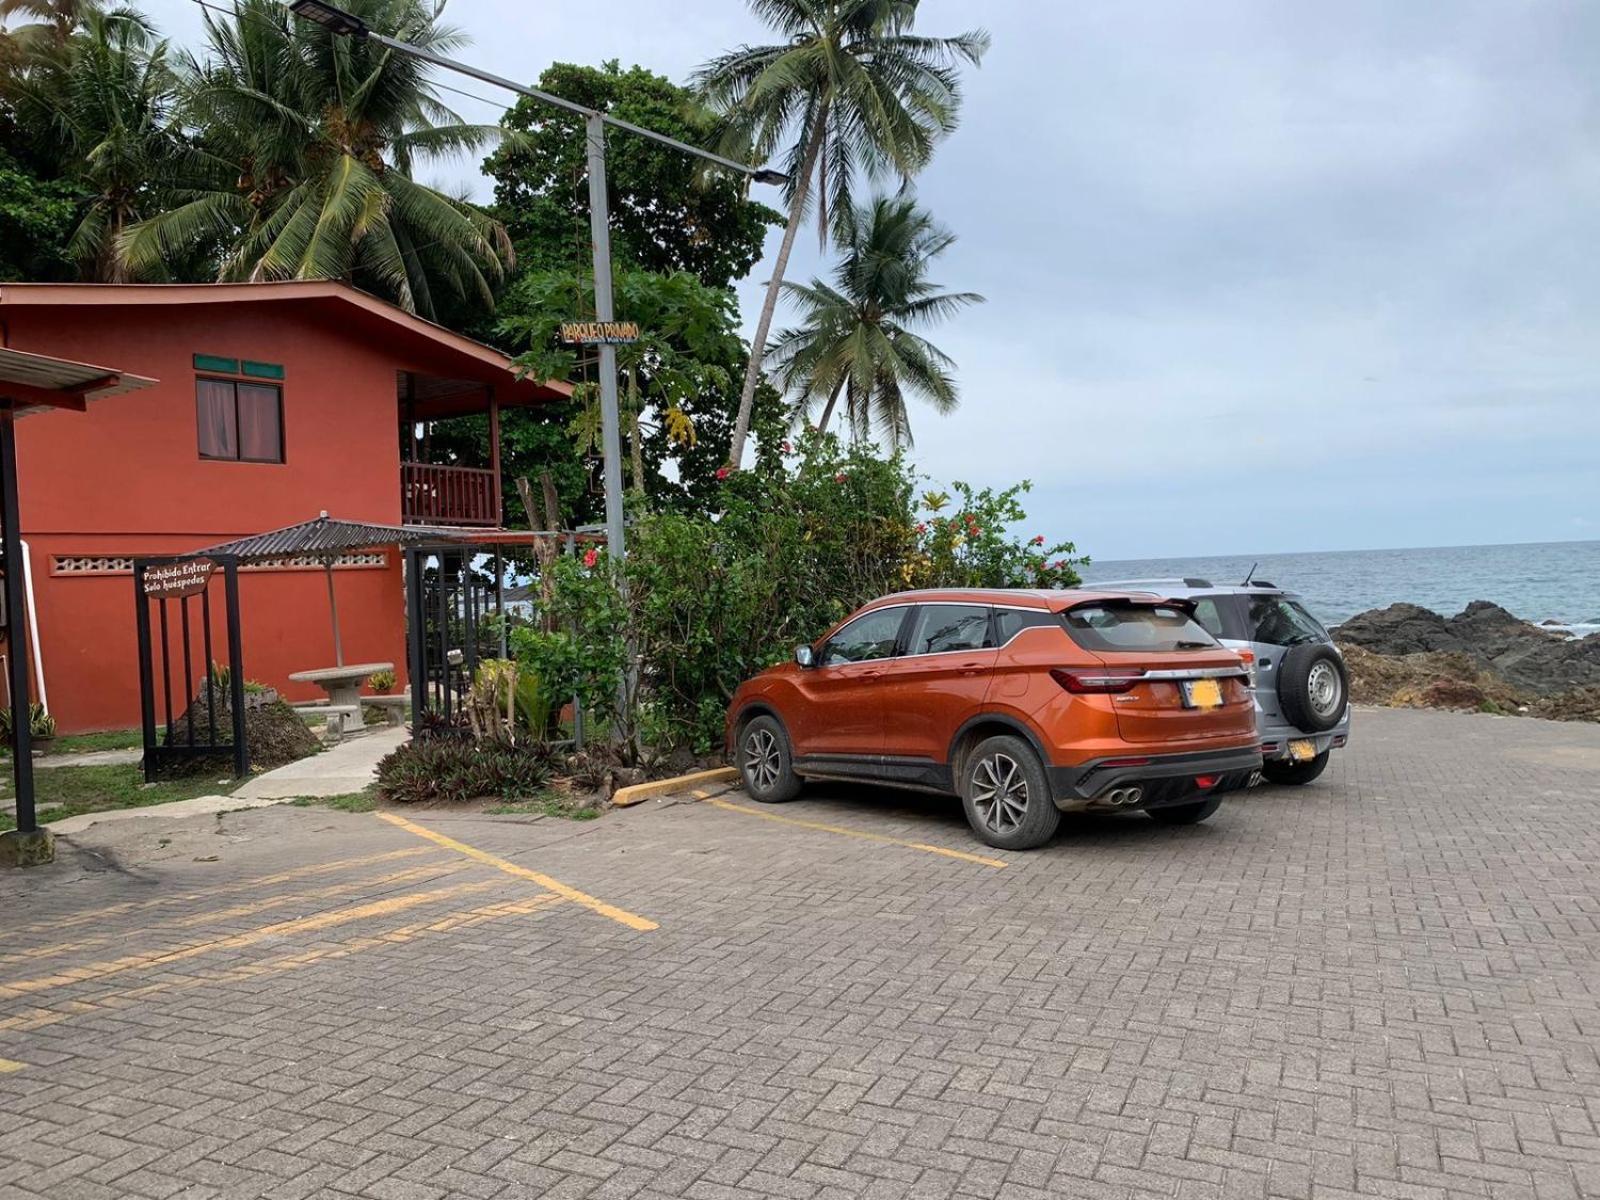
[{"x1": 794, "y1": 644, "x2": 815, "y2": 668}]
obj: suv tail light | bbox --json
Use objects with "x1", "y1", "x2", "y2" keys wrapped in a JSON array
[
  {"x1": 1235, "y1": 648, "x2": 1257, "y2": 688},
  {"x1": 1051, "y1": 667, "x2": 1146, "y2": 694}
]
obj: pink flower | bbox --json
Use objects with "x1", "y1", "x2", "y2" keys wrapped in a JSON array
[
  {"x1": 780, "y1": 440, "x2": 793, "y2": 455},
  {"x1": 1030, "y1": 535, "x2": 1045, "y2": 546},
  {"x1": 582, "y1": 547, "x2": 599, "y2": 569},
  {"x1": 1052, "y1": 559, "x2": 1066, "y2": 569},
  {"x1": 915, "y1": 522, "x2": 927, "y2": 534},
  {"x1": 715, "y1": 466, "x2": 730, "y2": 481},
  {"x1": 834, "y1": 472, "x2": 848, "y2": 483}
]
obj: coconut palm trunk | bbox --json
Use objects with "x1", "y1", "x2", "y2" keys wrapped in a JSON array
[
  {"x1": 814, "y1": 376, "x2": 847, "y2": 436},
  {"x1": 726, "y1": 109, "x2": 827, "y2": 469}
]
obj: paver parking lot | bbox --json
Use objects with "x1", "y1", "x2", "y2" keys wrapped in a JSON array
[{"x1": 2, "y1": 706, "x2": 1598, "y2": 1200}]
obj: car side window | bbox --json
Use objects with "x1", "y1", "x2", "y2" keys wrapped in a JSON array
[
  {"x1": 993, "y1": 608, "x2": 1057, "y2": 645},
  {"x1": 905, "y1": 604, "x2": 992, "y2": 655},
  {"x1": 820, "y1": 608, "x2": 905, "y2": 665},
  {"x1": 1190, "y1": 597, "x2": 1227, "y2": 639}
]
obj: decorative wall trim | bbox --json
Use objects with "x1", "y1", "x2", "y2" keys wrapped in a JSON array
[{"x1": 52, "y1": 552, "x2": 387, "y2": 578}]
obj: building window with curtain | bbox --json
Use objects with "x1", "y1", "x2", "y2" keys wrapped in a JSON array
[{"x1": 196, "y1": 377, "x2": 284, "y2": 463}]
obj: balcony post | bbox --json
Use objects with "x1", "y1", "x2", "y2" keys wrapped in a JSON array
[{"x1": 487, "y1": 385, "x2": 502, "y2": 527}]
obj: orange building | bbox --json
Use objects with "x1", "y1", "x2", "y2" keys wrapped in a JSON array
[{"x1": 0, "y1": 281, "x2": 567, "y2": 732}]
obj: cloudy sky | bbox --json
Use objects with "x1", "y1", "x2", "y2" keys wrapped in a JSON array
[{"x1": 143, "y1": 0, "x2": 1600, "y2": 560}]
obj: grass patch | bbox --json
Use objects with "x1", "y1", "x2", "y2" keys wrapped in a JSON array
[
  {"x1": 0, "y1": 763, "x2": 241, "y2": 828},
  {"x1": 289, "y1": 790, "x2": 377, "y2": 813},
  {"x1": 48, "y1": 728, "x2": 144, "y2": 755},
  {"x1": 486, "y1": 792, "x2": 600, "y2": 821}
]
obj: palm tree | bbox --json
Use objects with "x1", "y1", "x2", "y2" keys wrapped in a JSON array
[
  {"x1": 693, "y1": 0, "x2": 987, "y2": 469},
  {"x1": 8, "y1": 8, "x2": 182, "y2": 280},
  {"x1": 767, "y1": 194, "x2": 980, "y2": 448},
  {"x1": 0, "y1": 0, "x2": 101, "y2": 55},
  {"x1": 120, "y1": 0, "x2": 511, "y2": 318}
]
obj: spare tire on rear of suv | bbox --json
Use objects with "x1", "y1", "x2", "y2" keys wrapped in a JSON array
[{"x1": 1277, "y1": 643, "x2": 1349, "y2": 732}]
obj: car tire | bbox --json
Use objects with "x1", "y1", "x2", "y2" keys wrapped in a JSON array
[
  {"x1": 959, "y1": 735, "x2": 1060, "y2": 850},
  {"x1": 1145, "y1": 794, "x2": 1225, "y2": 825},
  {"x1": 737, "y1": 715, "x2": 802, "y2": 803},
  {"x1": 1276, "y1": 643, "x2": 1348, "y2": 733},
  {"x1": 1261, "y1": 750, "x2": 1330, "y2": 786}
]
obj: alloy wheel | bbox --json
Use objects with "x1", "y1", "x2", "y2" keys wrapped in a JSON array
[
  {"x1": 743, "y1": 727, "x2": 780, "y2": 792},
  {"x1": 970, "y1": 752, "x2": 1028, "y2": 834}
]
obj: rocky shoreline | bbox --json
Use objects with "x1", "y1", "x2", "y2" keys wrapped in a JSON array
[{"x1": 1334, "y1": 600, "x2": 1600, "y2": 723}]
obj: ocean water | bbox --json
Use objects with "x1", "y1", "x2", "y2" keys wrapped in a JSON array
[{"x1": 1080, "y1": 540, "x2": 1600, "y2": 631}]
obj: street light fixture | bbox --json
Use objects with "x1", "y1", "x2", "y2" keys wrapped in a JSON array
[
  {"x1": 286, "y1": 0, "x2": 368, "y2": 38},
  {"x1": 284, "y1": 0, "x2": 781, "y2": 563}
]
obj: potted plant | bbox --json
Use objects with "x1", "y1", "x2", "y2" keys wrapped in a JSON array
[
  {"x1": 29, "y1": 704, "x2": 57, "y2": 751},
  {"x1": 368, "y1": 669, "x2": 397, "y2": 695}
]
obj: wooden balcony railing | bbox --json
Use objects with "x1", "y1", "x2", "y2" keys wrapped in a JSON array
[{"x1": 402, "y1": 462, "x2": 500, "y2": 527}]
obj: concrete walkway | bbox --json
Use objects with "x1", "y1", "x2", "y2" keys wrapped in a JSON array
[
  {"x1": 233, "y1": 725, "x2": 407, "y2": 800},
  {"x1": 43, "y1": 726, "x2": 407, "y2": 836},
  {"x1": 36, "y1": 748, "x2": 142, "y2": 769}
]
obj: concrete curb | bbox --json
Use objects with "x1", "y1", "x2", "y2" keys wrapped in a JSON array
[{"x1": 612, "y1": 766, "x2": 737, "y2": 808}]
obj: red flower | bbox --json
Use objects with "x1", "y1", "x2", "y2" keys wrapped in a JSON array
[
  {"x1": 781, "y1": 440, "x2": 793, "y2": 455},
  {"x1": 915, "y1": 522, "x2": 927, "y2": 534},
  {"x1": 582, "y1": 547, "x2": 599, "y2": 569},
  {"x1": 715, "y1": 466, "x2": 730, "y2": 481},
  {"x1": 834, "y1": 472, "x2": 848, "y2": 483},
  {"x1": 1031, "y1": 535, "x2": 1046, "y2": 546},
  {"x1": 969, "y1": 525, "x2": 982, "y2": 536}
]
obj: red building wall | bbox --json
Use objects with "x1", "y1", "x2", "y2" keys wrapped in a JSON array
[{"x1": 8, "y1": 298, "x2": 412, "y2": 732}]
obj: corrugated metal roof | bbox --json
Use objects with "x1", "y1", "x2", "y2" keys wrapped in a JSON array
[
  {"x1": 0, "y1": 346, "x2": 157, "y2": 408},
  {"x1": 191, "y1": 515, "x2": 464, "y2": 562}
]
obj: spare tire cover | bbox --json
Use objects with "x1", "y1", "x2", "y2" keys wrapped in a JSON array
[{"x1": 1276, "y1": 643, "x2": 1348, "y2": 732}]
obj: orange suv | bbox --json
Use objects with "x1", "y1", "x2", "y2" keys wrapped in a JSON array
[{"x1": 726, "y1": 589, "x2": 1262, "y2": 850}]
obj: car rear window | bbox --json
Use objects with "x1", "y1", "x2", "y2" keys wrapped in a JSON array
[
  {"x1": 1062, "y1": 603, "x2": 1220, "y2": 653},
  {"x1": 1247, "y1": 596, "x2": 1328, "y2": 645}
]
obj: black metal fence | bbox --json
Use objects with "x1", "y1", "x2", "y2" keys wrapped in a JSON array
[
  {"x1": 404, "y1": 543, "x2": 506, "y2": 736},
  {"x1": 133, "y1": 554, "x2": 248, "y2": 780}
]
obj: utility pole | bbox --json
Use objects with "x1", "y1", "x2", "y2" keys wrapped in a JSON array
[
  {"x1": 288, "y1": 0, "x2": 785, "y2": 562},
  {"x1": 584, "y1": 115, "x2": 627, "y2": 557}
]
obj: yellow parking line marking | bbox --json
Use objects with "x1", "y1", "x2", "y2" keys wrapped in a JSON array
[
  {"x1": 0, "y1": 893, "x2": 562, "y2": 1036},
  {"x1": 693, "y1": 791, "x2": 1008, "y2": 869},
  {"x1": 0, "y1": 861, "x2": 463, "y2": 968},
  {"x1": 9, "y1": 847, "x2": 435, "y2": 938},
  {"x1": 0, "y1": 1058, "x2": 24, "y2": 1072},
  {"x1": 0, "y1": 880, "x2": 502, "y2": 999},
  {"x1": 376, "y1": 811, "x2": 658, "y2": 932}
]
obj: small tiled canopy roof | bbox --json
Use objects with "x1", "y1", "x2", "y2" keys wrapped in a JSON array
[{"x1": 191, "y1": 514, "x2": 462, "y2": 562}]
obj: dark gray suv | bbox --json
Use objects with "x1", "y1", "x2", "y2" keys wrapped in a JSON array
[{"x1": 1086, "y1": 578, "x2": 1351, "y2": 785}]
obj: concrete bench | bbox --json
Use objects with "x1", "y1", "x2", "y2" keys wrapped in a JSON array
[
  {"x1": 290, "y1": 701, "x2": 362, "y2": 738},
  {"x1": 363, "y1": 695, "x2": 410, "y2": 726}
]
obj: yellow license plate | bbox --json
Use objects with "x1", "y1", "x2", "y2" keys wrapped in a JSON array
[
  {"x1": 1288, "y1": 739, "x2": 1317, "y2": 762},
  {"x1": 1184, "y1": 678, "x2": 1223, "y2": 708}
]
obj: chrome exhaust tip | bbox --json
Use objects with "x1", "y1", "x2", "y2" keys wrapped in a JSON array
[{"x1": 1125, "y1": 786, "x2": 1143, "y2": 805}]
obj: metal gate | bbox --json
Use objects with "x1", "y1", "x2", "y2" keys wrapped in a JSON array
[
  {"x1": 133, "y1": 554, "x2": 248, "y2": 780},
  {"x1": 404, "y1": 544, "x2": 505, "y2": 735}
]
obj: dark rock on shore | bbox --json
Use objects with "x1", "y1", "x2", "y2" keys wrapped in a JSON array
[{"x1": 1337, "y1": 600, "x2": 1600, "y2": 696}]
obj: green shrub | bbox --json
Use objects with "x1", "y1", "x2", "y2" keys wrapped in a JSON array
[
  {"x1": 510, "y1": 554, "x2": 627, "y2": 734},
  {"x1": 368, "y1": 669, "x2": 397, "y2": 694},
  {"x1": 505, "y1": 429, "x2": 1088, "y2": 755},
  {"x1": 375, "y1": 739, "x2": 553, "y2": 805}
]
